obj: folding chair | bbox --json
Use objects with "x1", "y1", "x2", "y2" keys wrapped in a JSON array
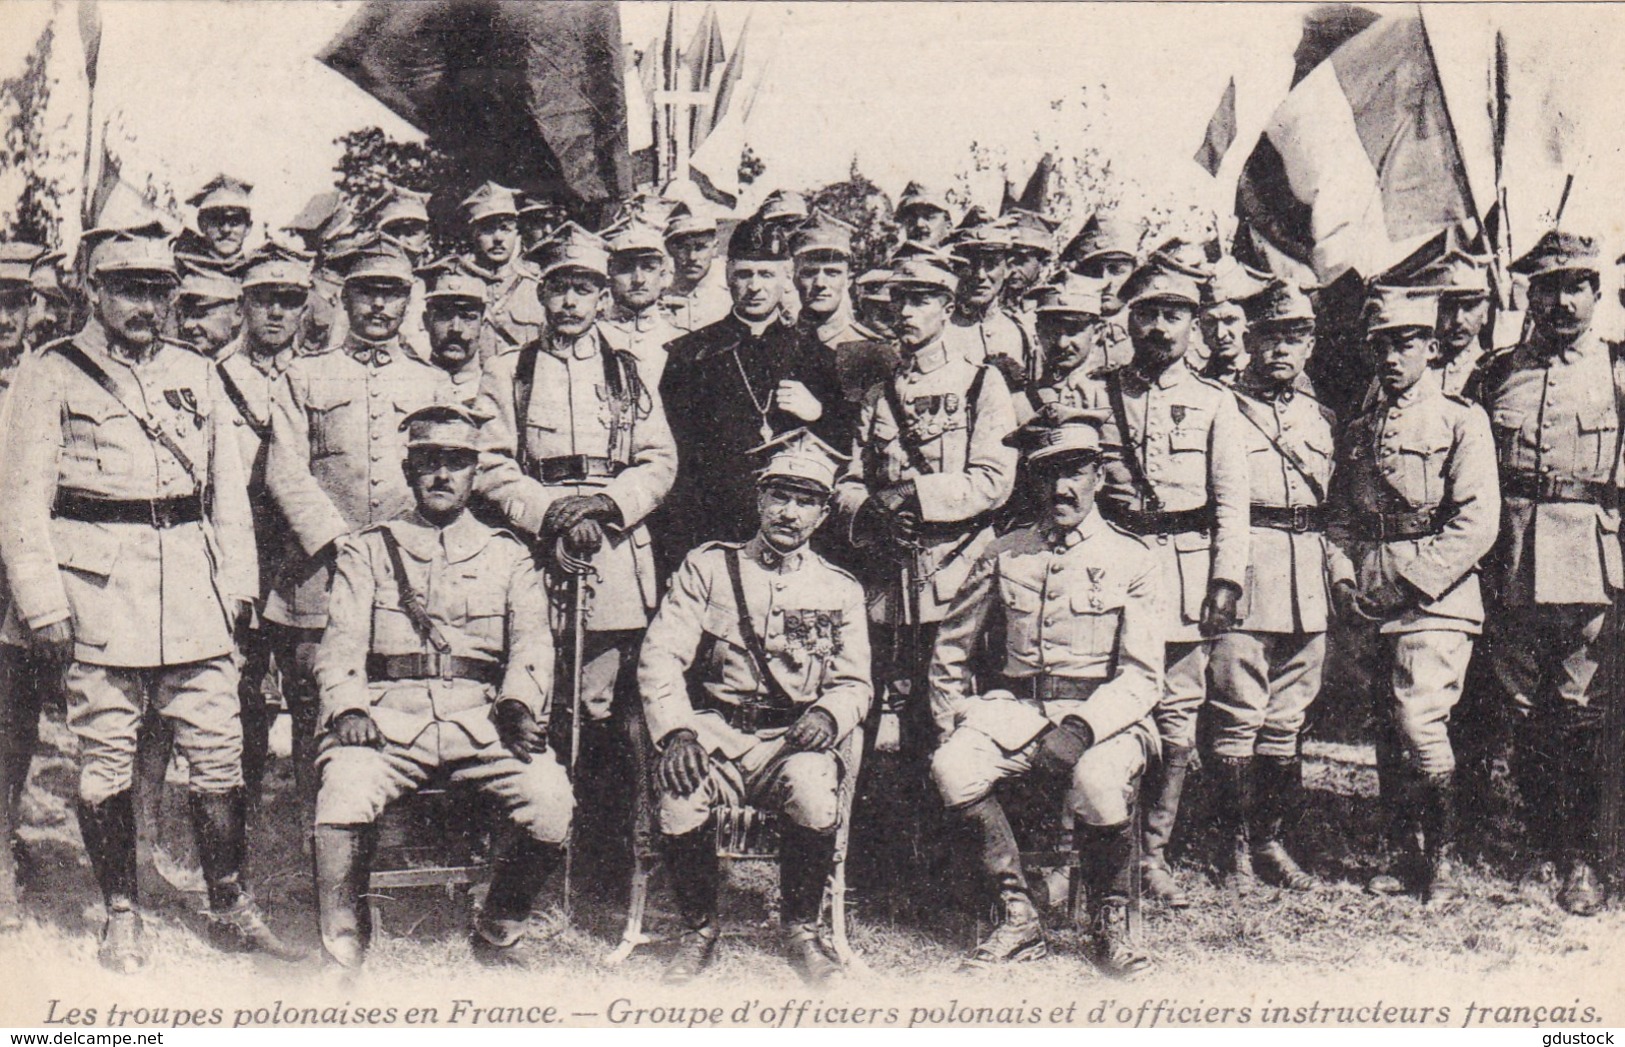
[{"x1": 366, "y1": 784, "x2": 497, "y2": 936}]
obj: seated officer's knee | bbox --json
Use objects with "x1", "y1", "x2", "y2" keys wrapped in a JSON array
[
  {"x1": 929, "y1": 731, "x2": 993, "y2": 810},
  {"x1": 658, "y1": 784, "x2": 713, "y2": 838},
  {"x1": 508, "y1": 757, "x2": 575, "y2": 845},
  {"x1": 778, "y1": 751, "x2": 839, "y2": 833},
  {"x1": 314, "y1": 745, "x2": 395, "y2": 826},
  {"x1": 1067, "y1": 738, "x2": 1141, "y2": 827}
]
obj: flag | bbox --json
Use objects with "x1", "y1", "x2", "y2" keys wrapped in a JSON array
[
  {"x1": 1235, "y1": 10, "x2": 1477, "y2": 283},
  {"x1": 625, "y1": 41, "x2": 656, "y2": 186},
  {"x1": 1193, "y1": 77, "x2": 1237, "y2": 176},
  {"x1": 317, "y1": 0, "x2": 631, "y2": 204},
  {"x1": 77, "y1": 0, "x2": 105, "y2": 228},
  {"x1": 688, "y1": 15, "x2": 752, "y2": 206},
  {"x1": 686, "y1": 6, "x2": 727, "y2": 148},
  {"x1": 1007, "y1": 152, "x2": 1055, "y2": 213}
]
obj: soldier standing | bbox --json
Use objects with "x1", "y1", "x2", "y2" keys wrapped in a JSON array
[
  {"x1": 28, "y1": 249, "x2": 72, "y2": 347},
  {"x1": 1196, "y1": 258, "x2": 1269, "y2": 387},
  {"x1": 894, "y1": 182, "x2": 956, "y2": 249},
  {"x1": 518, "y1": 194, "x2": 570, "y2": 258},
  {"x1": 1016, "y1": 277, "x2": 1107, "y2": 423},
  {"x1": 947, "y1": 215, "x2": 1037, "y2": 388},
  {"x1": 0, "y1": 224, "x2": 300, "y2": 969},
  {"x1": 176, "y1": 175, "x2": 254, "y2": 269},
  {"x1": 999, "y1": 209, "x2": 1059, "y2": 322},
  {"x1": 265, "y1": 234, "x2": 444, "y2": 825},
  {"x1": 661, "y1": 205, "x2": 731, "y2": 334},
  {"x1": 313, "y1": 405, "x2": 572, "y2": 968},
  {"x1": 929, "y1": 407, "x2": 1159, "y2": 977},
  {"x1": 1206, "y1": 280, "x2": 1331, "y2": 890},
  {"x1": 1095, "y1": 259, "x2": 1249, "y2": 908},
  {"x1": 1060, "y1": 212, "x2": 1139, "y2": 374},
  {"x1": 600, "y1": 219, "x2": 680, "y2": 384},
  {"x1": 174, "y1": 263, "x2": 242, "y2": 358},
  {"x1": 418, "y1": 261, "x2": 488, "y2": 408},
  {"x1": 1327, "y1": 286, "x2": 1499, "y2": 905},
  {"x1": 791, "y1": 210, "x2": 896, "y2": 410},
  {"x1": 757, "y1": 190, "x2": 810, "y2": 325},
  {"x1": 457, "y1": 182, "x2": 546, "y2": 358},
  {"x1": 638, "y1": 429, "x2": 871, "y2": 986},
  {"x1": 1474, "y1": 232, "x2": 1619, "y2": 915}
]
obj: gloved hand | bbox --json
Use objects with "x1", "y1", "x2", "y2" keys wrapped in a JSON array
[
  {"x1": 494, "y1": 700, "x2": 546, "y2": 764},
  {"x1": 986, "y1": 353, "x2": 1027, "y2": 392},
  {"x1": 1355, "y1": 574, "x2": 1422, "y2": 620},
  {"x1": 230, "y1": 598, "x2": 256, "y2": 638},
  {"x1": 31, "y1": 619, "x2": 73, "y2": 666},
  {"x1": 1331, "y1": 579, "x2": 1369, "y2": 622},
  {"x1": 331, "y1": 709, "x2": 382, "y2": 749},
  {"x1": 561, "y1": 518, "x2": 606, "y2": 560},
  {"x1": 542, "y1": 494, "x2": 618, "y2": 539},
  {"x1": 875, "y1": 482, "x2": 921, "y2": 544},
  {"x1": 658, "y1": 728, "x2": 710, "y2": 797},
  {"x1": 784, "y1": 707, "x2": 838, "y2": 753},
  {"x1": 1032, "y1": 715, "x2": 1094, "y2": 777},
  {"x1": 1199, "y1": 580, "x2": 1242, "y2": 637}
]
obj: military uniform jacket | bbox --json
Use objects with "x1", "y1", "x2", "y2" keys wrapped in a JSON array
[
  {"x1": 315, "y1": 511, "x2": 551, "y2": 760},
  {"x1": 216, "y1": 338, "x2": 296, "y2": 599},
  {"x1": 462, "y1": 255, "x2": 546, "y2": 358},
  {"x1": 802, "y1": 304, "x2": 899, "y2": 408},
  {"x1": 432, "y1": 355, "x2": 485, "y2": 409},
  {"x1": 474, "y1": 326, "x2": 676, "y2": 632},
  {"x1": 264, "y1": 336, "x2": 444, "y2": 628},
  {"x1": 1097, "y1": 357, "x2": 1250, "y2": 643},
  {"x1": 833, "y1": 338, "x2": 1019, "y2": 624},
  {"x1": 660, "y1": 268, "x2": 732, "y2": 334},
  {"x1": 1015, "y1": 366, "x2": 1109, "y2": 425},
  {"x1": 1476, "y1": 330, "x2": 1625, "y2": 607},
  {"x1": 1327, "y1": 373, "x2": 1499, "y2": 634},
  {"x1": 928, "y1": 511, "x2": 1161, "y2": 748},
  {"x1": 0, "y1": 321, "x2": 256, "y2": 666},
  {"x1": 600, "y1": 304, "x2": 680, "y2": 385},
  {"x1": 948, "y1": 307, "x2": 1036, "y2": 384},
  {"x1": 637, "y1": 537, "x2": 873, "y2": 760},
  {"x1": 1231, "y1": 378, "x2": 1336, "y2": 634}
]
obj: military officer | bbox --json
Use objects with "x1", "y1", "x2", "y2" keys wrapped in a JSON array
[
  {"x1": 174, "y1": 263, "x2": 242, "y2": 357},
  {"x1": 1206, "y1": 280, "x2": 1332, "y2": 891},
  {"x1": 758, "y1": 190, "x2": 810, "y2": 324},
  {"x1": 791, "y1": 209, "x2": 896, "y2": 409},
  {"x1": 518, "y1": 194, "x2": 570, "y2": 258},
  {"x1": 929, "y1": 407, "x2": 1159, "y2": 976},
  {"x1": 638, "y1": 428, "x2": 871, "y2": 986},
  {"x1": 1094, "y1": 259, "x2": 1249, "y2": 908},
  {"x1": 1196, "y1": 258, "x2": 1270, "y2": 387},
  {"x1": 28, "y1": 249, "x2": 72, "y2": 347},
  {"x1": 661, "y1": 205, "x2": 731, "y2": 334},
  {"x1": 418, "y1": 260, "x2": 487, "y2": 407},
  {"x1": 854, "y1": 266, "x2": 896, "y2": 340},
  {"x1": 947, "y1": 212, "x2": 1037, "y2": 388},
  {"x1": 1060, "y1": 212, "x2": 1138, "y2": 373},
  {"x1": 1427, "y1": 247, "x2": 1495, "y2": 400},
  {"x1": 1473, "y1": 231, "x2": 1620, "y2": 915},
  {"x1": 0, "y1": 223, "x2": 300, "y2": 969},
  {"x1": 175, "y1": 174, "x2": 254, "y2": 268},
  {"x1": 313, "y1": 405, "x2": 571, "y2": 968},
  {"x1": 600, "y1": 218, "x2": 680, "y2": 383},
  {"x1": 366, "y1": 184, "x2": 436, "y2": 360},
  {"x1": 265, "y1": 234, "x2": 445, "y2": 823},
  {"x1": 998, "y1": 209, "x2": 1059, "y2": 320},
  {"x1": 1016, "y1": 276, "x2": 1108, "y2": 423},
  {"x1": 457, "y1": 182, "x2": 546, "y2": 358},
  {"x1": 0, "y1": 243, "x2": 40, "y2": 371},
  {"x1": 894, "y1": 182, "x2": 956, "y2": 249},
  {"x1": 1326, "y1": 285, "x2": 1498, "y2": 905}
]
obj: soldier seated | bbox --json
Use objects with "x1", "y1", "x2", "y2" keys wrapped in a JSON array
[
  {"x1": 928, "y1": 407, "x2": 1161, "y2": 978},
  {"x1": 311, "y1": 405, "x2": 573, "y2": 968},
  {"x1": 636, "y1": 429, "x2": 872, "y2": 987}
]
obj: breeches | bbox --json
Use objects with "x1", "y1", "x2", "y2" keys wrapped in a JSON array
[
  {"x1": 1376, "y1": 631, "x2": 1472, "y2": 776},
  {"x1": 659, "y1": 733, "x2": 842, "y2": 837},
  {"x1": 1154, "y1": 640, "x2": 1209, "y2": 749},
  {"x1": 1207, "y1": 631, "x2": 1325, "y2": 759},
  {"x1": 930, "y1": 718, "x2": 1152, "y2": 827}
]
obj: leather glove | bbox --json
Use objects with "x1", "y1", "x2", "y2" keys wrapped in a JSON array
[
  {"x1": 987, "y1": 353, "x2": 1027, "y2": 392},
  {"x1": 658, "y1": 728, "x2": 710, "y2": 797},
  {"x1": 784, "y1": 707, "x2": 838, "y2": 753},
  {"x1": 561, "y1": 518, "x2": 606, "y2": 560},
  {"x1": 31, "y1": 619, "x2": 73, "y2": 666},
  {"x1": 1331, "y1": 580, "x2": 1370, "y2": 622},
  {"x1": 230, "y1": 598, "x2": 256, "y2": 637},
  {"x1": 1355, "y1": 574, "x2": 1422, "y2": 620},
  {"x1": 1032, "y1": 716, "x2": 1094, "y2": 777},
  {"x1": 875, "y1": 482, "x2": 921, "y2": 544},
  {"x1": 542, "y1": 494, "x2": 618, "y2": 539},
  {"x1": 331, "y1": 709, "x2": 382, "y2": 749},
  {"x1": 1198, "y1": 580, "x2": 1242, "y2": 637},
  {"x1": 494, "y1": 700, "x2": 546, "y2": 764}
]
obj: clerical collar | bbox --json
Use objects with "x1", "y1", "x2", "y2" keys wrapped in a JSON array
[{"x1": 733, "y1": 310, "x2": 779, "y2": 338}]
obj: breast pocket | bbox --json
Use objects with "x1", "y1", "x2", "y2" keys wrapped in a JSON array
[
  {"x1": 1577, "y1": 402, "x2": 1619, "y2": 476},
  {"x1": 1390, "y1": 435, "x2": 1452, "y2": 507},
  {"x1": 62, "y1": 398, "x2": 136, "y2": 476},
  {"x1": 997, "y1": 574, "x2": 1043, "y2": 659},
  {"x1": 307, "y1": 394, "x2": 354, "y2": 459},
  {"x1": 1168, "y1": 427, "x2": 1206, "y2": 455},
  {"x1": 1066, "y1": 590, "x2": 1123, "y2": 668},
  {"x1": 456, "y1": 591, "x2": 508, "y2": 650},
  {"x1": 1490, "y1": 406, "x2": 1532, "y2": 463}
]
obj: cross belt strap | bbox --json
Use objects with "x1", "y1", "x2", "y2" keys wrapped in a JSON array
[
  {"x1": 52, "y1": 341, "x2": 203, "y2": 486},
  {"x1": 215, "y1": 363, "x2": 269, "y2": 440},
  {"x1": 879, "y1": 363, "x2": 991, "y2": 478},
  {"x1": 723, "y1": 545, "x2": 797, "y2": 708},
  {"x1": 1234, "y1": 392, "x2": 1326, "y2": 505},
  {"x1": 377, "y1": 527, "x2": 453, "y2": 656},
  {"x1": 1106, "y1": 371, "x2": 1162, "y2": 512}
]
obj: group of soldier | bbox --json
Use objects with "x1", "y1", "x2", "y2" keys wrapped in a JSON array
[{"x1": 0, "y1": 165, "x2": 1616, "y2": 989}]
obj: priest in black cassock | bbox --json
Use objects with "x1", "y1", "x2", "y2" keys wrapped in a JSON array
[{"x1": 656, "y1": 215, "x2": 848, "y2": 573}]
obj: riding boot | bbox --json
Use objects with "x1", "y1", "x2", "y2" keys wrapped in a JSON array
[
  {"x1": 0, "y1": 737, "x2": 20, "y2": 932},
  {"x1": 190, "y1": 788, "x2": 306, "y2": 961},
  {"x1": 1418, "y1": 772, "x2": 1461, "y2": 906},
  {"x1": 289, "y1": 699, "x2": 321, "y2": 846},
  {"x1": 1367, "y1": 769, "x2": 1421, "y2": 895},
  {"x1": 1252, "y1": 756, "x2": 1315, "y2": 890},
  {"x1": 1555, "y1": 722, "x2": 1606, "y2": 916},
  {"x1": 75, "y1": 791, "x2": 147, "y2": 973},
  {"x1": 314, "y1": 823, "x2": 376, "y2": 968},
  {"x1": 473, "y1": 838, "x2": 564, "y2": 965},
  {"x1": 660, "y1": 825, "x2": 720, "y2": 985},
  {"x1": 778, "y1": 824, "x2": 840, "y2": 985},
  {"x1": 1211, "y1": 755, "x2": 1255, "y2": 888},
  {"x1": 1140, "y1": 744, "x2": 1192, "y2": 907},
  {"x1": 956, "y1": 794, "x2": 1045, "y2": 969},
  {"x1": 1077, "y1": 818, "x2": 1154, "y2": 977}
]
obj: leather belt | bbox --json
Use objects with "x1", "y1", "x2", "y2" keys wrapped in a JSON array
[
  {"x1": 1099, "y1": 500, "x2": 1215, "y2": 536},
  {"x1": 1347, "y1": 508, "x2": 1442, "y2": 542},
  {"x1": 52, "y1": 491, "x2": 203, "y2": 528},
  {"x1": 1000, "y1": 676, "x2": 1102, "y2": 703},
  {"x1": 695, "y1": 692, "x2": 801, "y2": 733},
  {"x1": 1503, "y1": 471, "x2": 1618, "y2": 507},
  {"x1": 529, "y1": 455, "x2": 626, "y2": 484},
  {"x1": 366, "y1": 653, "x2": 503, "y2": 685},
  {"x1": 1250, "y1": 503, "x2": 1327, "y2": 533}
]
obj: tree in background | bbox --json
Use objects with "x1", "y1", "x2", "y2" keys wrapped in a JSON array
[
  {"x1": 807, "y1": 159, "x2": 894, "y2": 278},
  {"x1": 333, "y1": 126, "x2": 460, "y2": 250},
  {"x1": 0, "y1": 22, "x2": 67, "y2": 245}
]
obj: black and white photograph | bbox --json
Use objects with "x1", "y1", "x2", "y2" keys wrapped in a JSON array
[{"x1": 0, "y1": 0, "x2": 1620, "y2": 1033}]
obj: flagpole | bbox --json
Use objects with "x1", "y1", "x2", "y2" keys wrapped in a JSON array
[{"x1": 1417, "y1": 5, "x2": 1486, "y2": 248}]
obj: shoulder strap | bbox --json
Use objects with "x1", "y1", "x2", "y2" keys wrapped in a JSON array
[
  {"x1": 1105, "y1": 370, "x2": 1161, "y2": 511},
  {"x1": 52, "y1": 341, "x2": 202, "y2": 486},
  {"x1": 215, "y1": 362, "x2": 269, "y2": 440},
  {"x1": 1233, "y1": 392, "x2": 1326, "y2": 504},
  {"x1": 723, "y1": 545, "x2": 796, "y2": 707},
  {"x1": 882, "y1": 374, "x2": 935, "y2": 475},
  {"x1": 966, "y1": 363, "x2": 989, "y2": 438},
  {"x1": 512, "y1": 340, "x2": 543, "y2": 473},
  {"x1": 377, "y1": 528, "x2": 452, "y2": 655}
]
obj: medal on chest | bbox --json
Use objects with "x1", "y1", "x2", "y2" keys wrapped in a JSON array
[
  {"x1": 1086, "y1": 566, "x2": 1106, "y2": 611},
  {"x1": 164, "y1": 388, "x2": 204, "y2": 429},
  {"x1": 783, "y1": 609, "x2": 842, "y2": 662}
]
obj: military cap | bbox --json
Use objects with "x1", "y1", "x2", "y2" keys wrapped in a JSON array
[
  {"x1": 460, "y1": 181, "x2": 521, "y2": 225},
  {"x1": 855, "y1": 267, "x2": 893, "y2": 301},
  {"x1": 752, "y1": 426, "x2": 849, "y2": 496},
  {"x1": 519, "y1": 193, "x2": 570, "y2": 220},
  {"x1": 83, "y1": 222, "x2": 178, "y2": 281},
  {"x1": 1415, "y1": 247, "x2": 1491, "y2": 297},
  {"x1": 532, "y1": 222, "x2": 611, "y2": 281},
  {"x1": 664, "y1": 203, "x2": 718, "y2": 241},
  {"x1": 727, "y1": 216, "x2": 789, "y2": 262},
  {"x1": 791, "y1": 209, "x2": 855, "y2": 259},
  {"x1": 886, "y1": 254, "x2": 959, "y2": 295},
  {"x1": 1364, "y1": 285, "x2": 1439, "y2": 335},
  {"x1": 367, "y1": 185, "x2": 431, "y2": 231},
  {"x1": 284, "y1": 191, "x2": 357, "y2": 254},
  {"x1": 342, "y1": 233, "x2": 415, "y2": 286},
  {"x1": 1032, "y1": 275, "x2": 1104, "y2": 317},
  {"x1": 947, "y1": 206, "x2": 1017, "y2": 255},
  {"x1": 187, "y1": 174, "x2": 253, "y2": 214},
  {"x1": 238, "y1": 240, "x2": 314, "y2": 290},
  {"x1": 1062, "y1": 211, "x2": 1138, "y2": 266},
  {"x1": 1244, "y1": 279, "x2": 1316, "y2": 328},
  {"x1": 1000, "y1": 209, "x2": 1059, "y2": 256},
  {"x1": 419, "y1": 258, "x2": 487, "y2": 303},
  {"x1": 890, "y1": 239, "x2": 956, "y2": 264},
  {"x1": 401, "y1": 403, "x2": 485, "y2": 453},
  {"x1": 29, "y1": 251, "x2": 67, "y2": 301},
  {"x1": 1511, "y1": 230, "x2": 1599, "y2": 278},
  {"x1": 895, "y1": 181, "x2": 953, "y2": 219},
  {"x1": 0, "y1": 242, "x2": 47, "y2": 288},
  {"x1": 1204, "y1": 255, "x2": 1272, "y2": 308},
  {"x1": 176, "y1": 260, "x2": 241, "y2": 303},
  {"x1": 602, "y1": 218, "x2": 669, "y2": 258},
  {"x1": 1148, "y1": 237, "x2": 1215, "y2": 281},
  {"x1": 1121, "y1": 260, "x2": 1202, "y2": 309},
  {"x1": 758, "y1": 190, "x2": 809, "y2": 225},
  {"x1": 1004, "y1": 405, "x2": 1109, "y2": 465}
]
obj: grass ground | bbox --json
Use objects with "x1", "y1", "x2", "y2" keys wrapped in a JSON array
[{"x1": 2, "y1": 712, "x2": 1621, "y2": 1029}]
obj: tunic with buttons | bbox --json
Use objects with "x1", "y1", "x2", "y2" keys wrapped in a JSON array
[
  {"x1": 264, "y1": 335, "x2": 444, "y2": 628},
  {"x1": 833, "y1": 337, "x2": 1019, "y2": 624},
  {"x1": 801, "y1": 304, "x2": 898, "y2": 409},
  {"x1": 638, "y1": 536, "x2": 873, "y2": 760},
  {"x1": 461, "y1": 256, "x2": 546, "y2": 359},
  {"x1": 1096, "y1": 357, "x2": 1250, "y2": 642},
  {"x1": 0, "y1": 321, "x2": 257, "y2": 666},
  {"x1": 216, "y1": 337, "x2": 296, "y2": 598},
  {"x1": 431, "y1": 353, "x2": 485, "y2": 409},
  {"x1": 1475, "y1": 330, "x2": 1625, "y2": 607},
  {"x1": 1015, "y1": 366, "x2": 1109, "y2": 425},
  {"x1": 947, "y1": 307, "x2": 1036, "y2": 382},
  {"x1": 660, "y1": 267, "x2": 732, "y2": 334},
  {"x1": 600, "y1": 303, "x2": 680, "y2": 385},
  {"x1": 1326, "y1": 373, "x2": 1500, "y2": 634}
]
